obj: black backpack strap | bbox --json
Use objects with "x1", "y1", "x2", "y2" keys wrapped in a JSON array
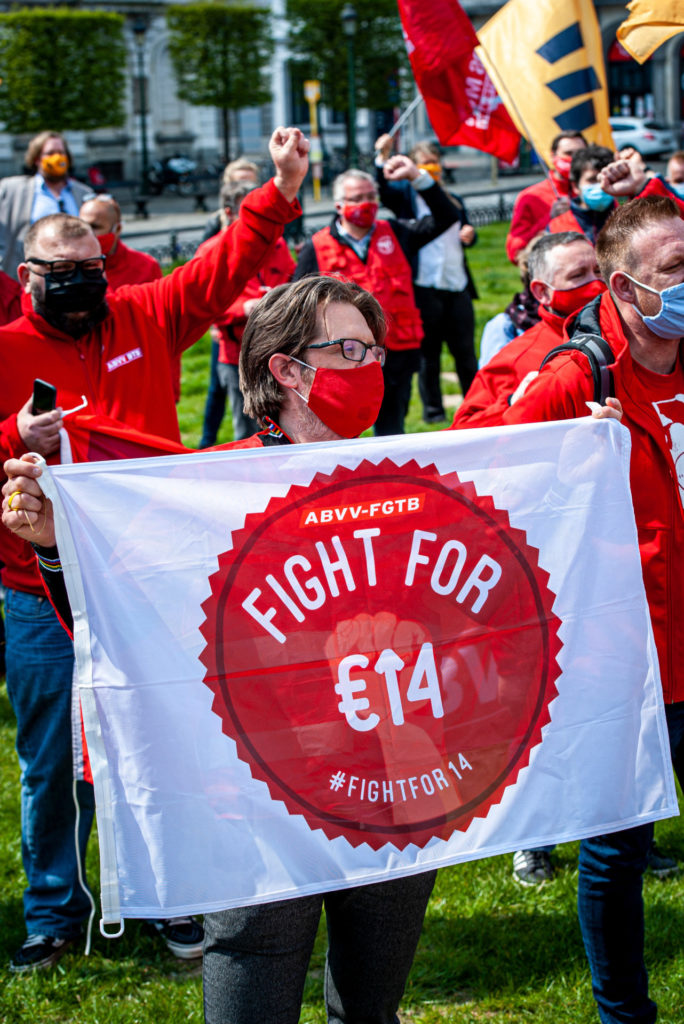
[{"x1": 539, "y1": 334, "x2": 615, "y2": 404}]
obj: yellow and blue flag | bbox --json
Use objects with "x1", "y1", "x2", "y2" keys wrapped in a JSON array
[{"x1": 476, "y1": 0, "x2": 614, "y2": 164}]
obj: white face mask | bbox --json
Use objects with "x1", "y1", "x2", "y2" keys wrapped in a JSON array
[{"x1": 623, "y1": 272, "x2": 684, "y2": 340}]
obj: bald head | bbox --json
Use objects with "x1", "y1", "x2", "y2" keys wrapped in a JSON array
[{"x1": 80, "y1": 196, "x2": 121, "y2": 232}]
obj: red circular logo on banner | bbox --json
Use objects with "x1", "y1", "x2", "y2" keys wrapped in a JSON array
[{"x1": 200, "y1": 459, "x2": 561, "y2": 849}]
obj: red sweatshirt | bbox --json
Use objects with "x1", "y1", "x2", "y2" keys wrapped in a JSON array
[
  {"x1": 104, "y1": 239, "x2": 162, "y2": 291},
  {"x1": 500, "y1": 293, "x2": 684, "y2": 704},
  {"x1": 194, "y1": 235, "x2": 295, "y2": 366},
  {"x1": 0, "y1": 269, "x2": 21, "y2": 325},
  {"x1": 0, "y1": 179, "x2": 300, "y2": 594},
  {"x1": 452, "y1": 305, "x2": 565, "y2": 428},
  {"x1": 505, "y1": 175, "x2": 572, "y2": 264}
]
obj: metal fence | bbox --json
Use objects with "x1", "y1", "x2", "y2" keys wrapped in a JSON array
[
  {"x1": 143, "y1": 235, "x2": 201, "y2": 266},
  {"x1": 466, "y1": 197, "x2": 516, "y2": 227},
  {"x1": 136, "y1": 191, "x2": 517, "y2": 264}
]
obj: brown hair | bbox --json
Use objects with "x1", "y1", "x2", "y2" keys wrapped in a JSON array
[
  {"x1": 550, "y1": 130, "x2": 587, "y2": 154},
  {"x1": 24, "y1": 131, "x2": 72, "y2": 175},
  {"x1": 595, "y1": 195, "x2": 681, "y2": 282},
  {"x1": 240, "y1": 275, "x2": 386, "y2": 424},
  {"x1": 24, "y1": 214, "x2": 94, "y2": 258},
  {"x1": 409, "y1": 140, "x2": 440, "y2": 163},
  {"x1": 569, "y1": 144, "x2": 614, "y2": 185}
]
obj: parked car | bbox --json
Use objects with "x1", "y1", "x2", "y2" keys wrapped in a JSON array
[{"x1": 609, "y1": 117, "x2": 678, "y2": 157}]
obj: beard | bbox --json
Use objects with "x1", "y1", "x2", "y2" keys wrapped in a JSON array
[{"x1": 31, "y1": 281, "x2": 109, "y2": 338}]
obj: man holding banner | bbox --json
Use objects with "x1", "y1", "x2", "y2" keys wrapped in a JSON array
[
  {"x1": 496, "y1": 194, "x2": 684, "y2": 1024},
  {"x1": 0, "y1": 126, "x2": 308, "y2": 973}
]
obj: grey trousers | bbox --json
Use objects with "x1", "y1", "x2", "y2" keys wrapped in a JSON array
[{"x1": 203, "y1": 869, "x2": 437, "y2": 1024}]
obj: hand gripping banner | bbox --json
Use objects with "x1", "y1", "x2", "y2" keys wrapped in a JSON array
[{"x1": 40, "y1": 421, "x2": 677, "y2": 928}]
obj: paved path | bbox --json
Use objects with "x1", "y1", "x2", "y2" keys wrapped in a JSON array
[{"x1": 118, "y1": 170, "x2": 548, "y2": 248}]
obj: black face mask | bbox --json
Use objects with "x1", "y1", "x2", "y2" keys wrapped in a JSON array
[{"x1": 44, "y1": 267, "x2": 107, "y2": 314}]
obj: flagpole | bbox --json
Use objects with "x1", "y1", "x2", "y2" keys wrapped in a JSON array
[
  {"x1": 387, "y1": 93, "x2": 424, "y2": 139},
  {"x1": 476, "y1": 37, "x2": 561, "y2": 198}
]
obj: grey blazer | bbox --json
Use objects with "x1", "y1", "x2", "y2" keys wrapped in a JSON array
[{"x1": 0, "y1": 174, "x2": 90, "y2": 279}]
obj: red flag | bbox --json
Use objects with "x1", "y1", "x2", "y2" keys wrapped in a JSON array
[
  {"x1": 397, "y1": 0, "x2": 520, "y2": 162},
  {"x1": 60, "y1": 413, "x2": 193, "y2": 464}
]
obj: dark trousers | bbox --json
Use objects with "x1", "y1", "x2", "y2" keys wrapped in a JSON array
[
  {"x1": 203, "y1": 870, "x2": 436, "y2": 1024},
  {"x1": 414, "y1": 284, "x2": 477, "y2": 420},
  {"x1": 577, "y1": 700, "x2": 684, "y2": 1023},
  {"x1": 374, "y1": 348, "x2": 420, "y2": 436}
]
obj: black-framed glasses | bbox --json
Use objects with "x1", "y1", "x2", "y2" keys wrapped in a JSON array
[
  {"x1": 26, "y1": 256, "x2": 106, "y2": 281},
  {"x1": 306, "y1": 338, "x2": 386, "y2": 367}
]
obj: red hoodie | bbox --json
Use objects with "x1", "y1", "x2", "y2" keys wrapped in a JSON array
[
  {"x1": 0, "y1": 179, "x2": 300, "y2": 594},
  {"x1": 452, "y1": 304, "x2": 565, "y2": 428},
  {"x1": 500, "y1": 292, "x2": 684, "y2": 704}
]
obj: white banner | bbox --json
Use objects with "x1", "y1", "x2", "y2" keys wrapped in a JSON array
[{"x1": 40, "y1": 420, "x2": 678, "y2": 927}]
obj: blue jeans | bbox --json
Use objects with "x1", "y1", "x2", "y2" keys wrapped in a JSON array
[
  {"x1": 5, "y1": 588, "x2": 94, "y2": 938},
  {"x1": 578, "y1": 701, "x2": 684, "y2": 1023},
  {"x1": 216, "y1": 361, "x2": 258, "y2": 442},
  {"x1": 199, "y1": 340, "x2": 228, "y2": 448}
]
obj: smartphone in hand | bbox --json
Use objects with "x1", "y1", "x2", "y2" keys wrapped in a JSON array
[{"x1": 32, "y1": 378, "x2": 57, "y2": 415}]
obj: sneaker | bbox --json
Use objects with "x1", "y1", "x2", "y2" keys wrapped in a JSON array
[
  {"x1": 9, "y1": 934, "x2": 75, "y2": 973},
  {"x1": 512, "y1": 849, "x2": 555, "y2": 886},
  {"x1": 646, "y1": 841, "x2": 680, "y2": 879},
  {"x1": 148, "y1": 917, "x2": 204, "y2": 959}
]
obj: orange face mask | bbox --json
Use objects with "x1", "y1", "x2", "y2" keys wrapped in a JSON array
[
  {"x1": 418, "y1": 162, "x2": 442, "y2": 182},
  {"x1": 41, "y1": 153, "x2": 68, "y2": 179}
]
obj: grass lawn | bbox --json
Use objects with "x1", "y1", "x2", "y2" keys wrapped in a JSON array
[{"x1": 1, "y1": 222, "x2": 683, "y2": 1021}]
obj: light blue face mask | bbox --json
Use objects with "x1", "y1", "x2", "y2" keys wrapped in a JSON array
[
  {"x1": 623, "y1": 272, "x2": 684, "y2": 339},
  {"x1": 669, "y1": 181, "x2": 684, "y2": 200},
  {"x1": 580, "y1": 183, "x2": 614, "y2": 212}
]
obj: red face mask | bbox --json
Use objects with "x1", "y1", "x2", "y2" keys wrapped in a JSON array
[
  {"x1": 96, "y1": 231, "x2": 117, "y2": 256},
  {"x1": 553, "y1": 154, "x2": 573, "y2": 180},
  {"x1": 294, "y1": 357, "x2": 385, "y2": 437},
  {"x1": 341, "y1": 201, "x2": 378, "y2": 229},
  {"x1": 547, "y1": 278, "x2": 606, "y2": 317}
]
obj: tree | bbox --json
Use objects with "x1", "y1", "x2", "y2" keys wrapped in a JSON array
[
  {"x1": 166, "y1": 1, "x2": 273, "y2": 162},
  {"x1": 287, "y1": 0, "x2": 410, "y2": 160},
  {"x1": 0, "y1": 9, "x2": 126, "y2": 133}
]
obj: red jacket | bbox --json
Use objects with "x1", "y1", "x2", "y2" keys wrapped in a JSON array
[
  {"x1": 194, "y1": 235, "x2": 295, "y2": 366},
  {"x1": 104, "y1": 239, "x2": 162, "y2": 292},
  {"x1": 548, "y1": 208, "x2": 584, "y2": 235},
  {"x1": 499, "y1": 292, "x2": 684, "y2": 704},
  {"x1": 0, "y1": 179, "x2": 300, "y2": 594},
  {"x1": 506, "y1": 175, "x2": 572, "y2": 263},
  {"x1": 638, "y1": 175, "x2": 684, "y2": 214},
  {"x1": 452, "y1": 305, "x2": 565, "y2": 428},
  {"x1": 102, "y1": 240, "x2": 181, "y2": 399},
  {"x1": 0, "y1": 269, "x2": 20, "y2": 324},
  {"x1": 311, "y1": 221, "x2": 423, "y2": 351}
]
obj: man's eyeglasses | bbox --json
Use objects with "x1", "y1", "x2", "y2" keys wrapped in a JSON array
[
  {"x1": 26, "y1": 256, "x2": 106, "y2": 281},
  {"x1": 306, "y1": 338, "x2": 386, "y2": 367}
]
